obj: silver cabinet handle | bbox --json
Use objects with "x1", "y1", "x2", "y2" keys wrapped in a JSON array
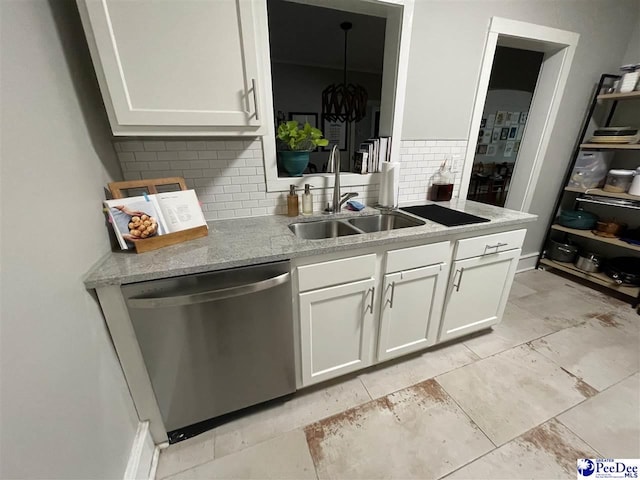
[
  {"x1": 453, "y1": 268, "x2": 465, "y2": 292},
  {"x1": 127, "y1": 272, "x2": 290, "y2": 308},
  {"x1": 251, "y1": 78, "x2": 260, "y2": 120},
  {"x1": 484, "y1": 242, "x2": 508, "y2": 254},
  {"x1": 367, "y1": 287, "x2": 375, "y2": 314},
  {"x1": 386, "y1": 281, "x2": 396, "y2": 309}
]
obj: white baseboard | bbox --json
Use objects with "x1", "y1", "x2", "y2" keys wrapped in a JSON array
[
  {"x1": 148, "y1": 445, "x2": 161, "y2": 480},
  {"x1": 124, "y1": 421, "x2": 156, "y2": 480},
  {"x1": 517, "y1": 252, "x2": 539, "y2": 273}
]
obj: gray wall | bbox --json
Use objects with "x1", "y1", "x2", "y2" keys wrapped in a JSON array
[
  {"x1": 0, "y1": 1, "x2": 138, "y2": 478},
  {"x1": 622, "y1": 17, "x2": 639, "y2": 64},
  {"x1": 402, "y1": 0, "x2": 639, "y2": 256}
]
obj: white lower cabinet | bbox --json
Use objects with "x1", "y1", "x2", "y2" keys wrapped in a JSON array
[
  {"x1": 438, "y1": 248, "x2": 521, "y2": 342},
  {"x1": 295, "y1": 230, "x2": 526, "y2": 387},
  {"x1": 299, "y1": 278, "x2": 376, "y2": 386},
  {"x1": 377, "y1": 263, "x2": 448, "y2": 361}
]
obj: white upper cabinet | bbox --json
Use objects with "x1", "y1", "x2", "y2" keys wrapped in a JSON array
[{"x1": 77, "y1": 0, "x2": 266, "y2": 135}]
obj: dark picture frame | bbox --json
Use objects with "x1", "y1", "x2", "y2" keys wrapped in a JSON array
[
  {"x1": 288, "y1": 112, "x2": 318, "y2": 128},
  {"x1": 322, "y1": 115, "x2": 348, "y2": 151}
]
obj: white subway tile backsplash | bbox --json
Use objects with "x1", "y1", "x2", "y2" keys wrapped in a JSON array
[
  {"x1": 233, "y1": 192, "x2": 251, "y2": 201},
  {"x1": 223, "y1": 185, "x2": 242, "y2": 194},
  {"x1": 398, "y1": 139, "x2": 467, "y2": 204},
  {"x1": 225, "y1": 141, "x2": 244, "y2": 150},
  {"x1": 215, "y1": 193, "x2": 233, "y2": 202},
  {"x1": 231, "y1": 176, "x2": 249, "y2": 185},
  {"x1": 123, "y1": 172, "x2": 141, "y2": 181},
  {"x1": 178, "y1": 151, "x2": 198, "y2": 160},
  {"x1": 188, "y1": 160, "x2": 210, "y2": 170},
  {"x1": 121, "y1": 141, "x2": 145, "y2": 152},
  {"x1": 113, "y1": 137, "x2": 463, "y2": 219},
  {"x1": 183, "y1": 169, "x2": 204, "y2": 178},
  {"x1": 165, "y1": 141, "x2": 187, "y2": 151},
  {"x1": 251, "y1": 207, "x2": 267, "y2": 215},
  {"x1": 250, "y1": 191, "x2": 266, "y2": 200},
  {"x1": 205, "y1": 141, "x2": 226, "y2": 150},
  {"x1": 197, "y1": 151, "x2": 218, "y2": 160},
  {"x1": 187, "y1": 141, "x2": 207, "y2": 150},
  {"x1": 149, "y1": 161, "x2": 171, "y2": 170},
  {"x1": 117, "y1": 152, "x2": 135, "y2": 162},
  {"x1": 157, "y1": 151, "x2": 179, "y2": 161},
  {"x1": 134, "y1": 151, "x2": 157, "y2": 162},
  {"x1": 143, "y1": 141, "x2": 166, "y2": 151},
  {"x1": 128, "y1": 162, "x2": 149, "y2": 171}
]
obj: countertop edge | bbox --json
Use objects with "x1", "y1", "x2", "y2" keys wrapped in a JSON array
[{"x1": 84, "y1": 213, "x2": 537, "y2": 289}]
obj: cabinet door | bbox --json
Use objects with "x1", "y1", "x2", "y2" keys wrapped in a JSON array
[
  {"x1": 377, "y1": 264, "x2": 448, "y2": 362},
  {"x1": 299, "y1": 278, "x2": 376, "y2": 386},
  {"x1": 439, "y1": 249, "x2": 521, "y2": 342},
  {"x1": 79, "y1": 0, "x2": 261, "y2": 129}
]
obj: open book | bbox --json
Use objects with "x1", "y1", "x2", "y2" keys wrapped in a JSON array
[{"x1": 104, "y1": 190, "x2": 207, "y2": 250}]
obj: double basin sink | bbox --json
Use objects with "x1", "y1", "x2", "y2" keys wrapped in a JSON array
[{"x1": 289, "y1": 212, "x2": 425, "y2": 240}]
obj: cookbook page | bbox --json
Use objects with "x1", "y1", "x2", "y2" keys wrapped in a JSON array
[
  {"x1": 104, "y1": 196, "x2": 166, "y2": 249},
  {"x1": 154, "y1": 190, "x2": 207, "y2": 233}
]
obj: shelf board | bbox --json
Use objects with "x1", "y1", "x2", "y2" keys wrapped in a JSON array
[
  {"x1": 597, "y1": 90, "x2": 640, "y2": 101},
  {"x1": 564, "y1": 187, "x2": 640, "y2": 201},
  {"x1": 551, "y1": 224, "x2": 640, "y2": 253},
  {"x1": 580, "y1": 143, "x2": 640, "y2": 150},
  {"x1": 540, "y1": 258, "x2": 640, "y2": 297}
]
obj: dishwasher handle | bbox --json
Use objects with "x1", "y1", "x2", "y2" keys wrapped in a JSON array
[{"x1": 127, "y1": 271, "x2": 290, "y2": 308}]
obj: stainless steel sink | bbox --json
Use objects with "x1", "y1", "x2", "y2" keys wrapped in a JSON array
[
  {"x1": 289, "y1": 220, "x2": 362, "y2": 239},
  {"x1": 347, "y1": 212, "x2": 425, "y2": 233}
]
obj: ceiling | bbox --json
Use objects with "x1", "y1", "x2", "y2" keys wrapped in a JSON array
[{"x1": 267, "y1": 0, "x2": 386, "y2": 74}]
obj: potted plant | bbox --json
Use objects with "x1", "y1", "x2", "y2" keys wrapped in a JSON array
[{"x1": 277, "y1": 121, "x2": 329, "y2": 176}]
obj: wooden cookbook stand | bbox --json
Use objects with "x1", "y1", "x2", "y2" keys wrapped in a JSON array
[{"x1": 108, "y1": 177, "x2": 208, "y2": 254}]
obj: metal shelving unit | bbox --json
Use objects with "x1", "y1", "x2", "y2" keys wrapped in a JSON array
[{"x1": 538, "y1": 73, "x2": 640, "y2": 309}]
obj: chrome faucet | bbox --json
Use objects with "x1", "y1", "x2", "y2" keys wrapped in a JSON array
[{"x1": 325, "y1": 145, "x2": 358, "y2": 213}]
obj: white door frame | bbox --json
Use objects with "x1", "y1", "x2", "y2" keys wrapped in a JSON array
[{"x1": 458, "y1": 17, "x2": 579, "y2": 212}]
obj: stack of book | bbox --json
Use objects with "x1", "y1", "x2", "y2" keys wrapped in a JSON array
[{"x1": 354, "y1": 136, "x2": 392, "y2": 174}]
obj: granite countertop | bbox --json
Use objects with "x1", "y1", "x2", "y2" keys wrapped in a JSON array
[{"x1": 84, "y1": 200, "x2": 537, "y2": 288}]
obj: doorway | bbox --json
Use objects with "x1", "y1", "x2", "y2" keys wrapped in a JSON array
[
  {"x1": 468, "y1": 46, "x2": 543, "y2": 207},
  {"x1": 459, "y1": 18, "x2": 579, "y2": 212}
]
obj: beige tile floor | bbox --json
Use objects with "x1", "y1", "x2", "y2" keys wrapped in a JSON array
[{"x1": 156, "y1": 270, "x2": 640, "y2": 480}]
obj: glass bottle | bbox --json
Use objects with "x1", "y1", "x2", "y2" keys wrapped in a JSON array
[
  {"x1": 430, "y1": 159, "x2": 454, "y2": 201},
  {"x1": 287, "y1": 185, "x2": 299, "y2": 217},
  {"x1": 302, "y1": 184, "x2": 313, "y2": 215}
]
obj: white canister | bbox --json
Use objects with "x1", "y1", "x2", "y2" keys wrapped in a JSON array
[{"x1": 629, "y1": 167, "x2": 640, "y2": 196}]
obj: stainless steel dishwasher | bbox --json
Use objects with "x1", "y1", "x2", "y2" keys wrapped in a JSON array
[{"x1": 122, "y1": 261, "x2": 295, "y2": 441}]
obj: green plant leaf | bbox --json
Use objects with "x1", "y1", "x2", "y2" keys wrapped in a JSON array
[{"x1": 276, "y1": 120, "x2": 328, "y2": 151}]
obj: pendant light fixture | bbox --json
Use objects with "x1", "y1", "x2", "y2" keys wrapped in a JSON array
[{"x1": 321, "y1": 22, "x2": 368, "y2": 123}]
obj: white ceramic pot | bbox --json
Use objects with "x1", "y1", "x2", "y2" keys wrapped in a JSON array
[{"x1": 629, "y1": 167, "x2": 640, "y2": 196}]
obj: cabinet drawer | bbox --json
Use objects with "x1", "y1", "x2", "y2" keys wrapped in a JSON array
[
  {"x1": 454, "y1": 229, "x2": 526, "y2": 260},
  {"x1": 385, "y1": 241, "x2": 449, "y2": 273},
  {"x1": 297, "y1": 254, "x2": 376, "y2": 292}
]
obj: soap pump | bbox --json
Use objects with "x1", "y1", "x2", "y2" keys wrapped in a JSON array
[
  {"x1": 287, "y1": 185, "x2": 299, "y2": 217},
  {"x1": 302, "y1": 184, "x2": 313, "y2": 215}
]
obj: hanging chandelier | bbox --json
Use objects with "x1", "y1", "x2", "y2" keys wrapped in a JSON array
[{"x1": 321, "y1": 22, "x2": 368, "y2": 123}]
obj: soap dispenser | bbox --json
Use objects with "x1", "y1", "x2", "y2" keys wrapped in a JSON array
[
  {"x1": 302, "y1": 184, "x2": 313, "y2": 215},
  {"x1": 287, "y1": 185, "x2": 299, "y2": 217}
]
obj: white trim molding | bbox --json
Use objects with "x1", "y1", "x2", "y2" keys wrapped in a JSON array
[
  {"x1": 263, "y1": 0, "x2": 414, "y2": 192},
  {"x1": 516, "y1": 252, "x2": 540, "y2": 273},
  {"x1": 458, "y1": 17, "x2": 579, "y2": 213},
  {"x1": 124, "y1": 422, "x2": 156, "y2": 480}
]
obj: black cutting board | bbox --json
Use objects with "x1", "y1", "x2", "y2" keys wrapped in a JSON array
[{"x1": 401, "y1": 204, "x2": 490, "y2": 227}]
